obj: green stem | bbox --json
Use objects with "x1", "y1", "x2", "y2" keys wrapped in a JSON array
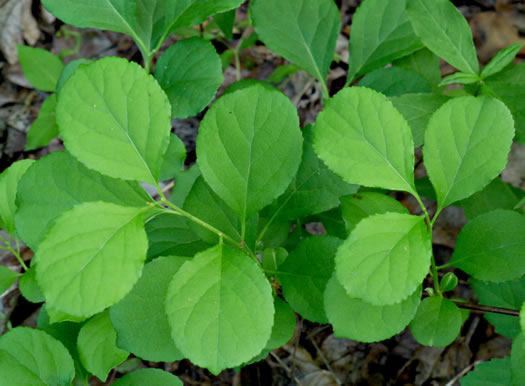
[
  {"x1": 0, "y1": 234, "x2": 28, "y2": 271},
  {"x1": 320, "y1": 79, "x2": 330, "y2": 101}
]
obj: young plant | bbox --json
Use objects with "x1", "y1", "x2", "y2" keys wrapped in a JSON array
[{"x1": 1, "y1": 0, "x2": 525, "y2": 384}]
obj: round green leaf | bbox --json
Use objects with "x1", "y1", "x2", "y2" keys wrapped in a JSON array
[
  {"x1": 0, "y1": 327, "x2": 74, "y2": 385},
  {"x1": 450, "y1": 210, "x2": 525, "y2": 282},
  {"x1": 314, "y1": 87, "x2": 416, "y2": 194},
  {"x1": 36, "y1": 202, "x2": 148, "y2": 317},
  {"x1": 56, "y1": 57, "x2": 172, "y2": 184},
  {"x1": 325, "y1": 275, "x2": 421, "y2": 342},
  {"x1": 279, "y1": 236, "x2": 342, "y2": 323},
  {"x1": 113, "y1": 368, "x2": 182, "y2": 386},
  {"x1": 110, "y1": 256, "x2": 187, "y2": 362},
  {"x1": 336, "y1": 212, "x2": 431, "y2": 305},
  {"x1": 15, "y1": 151, "x2": 150, "y2": 251},
  {"x1": 155, "y1": 37, "x2": 224, "y2": 119},
  {"x1": 423, "y1": 97, "x2": 514, "y2": 209},
  {"x1": 166, "y1": 244, "x2": 274, "y2": 375},
  {"x1": 196, "y1": 85, "x2": 302, "y2": 220},
  {"x1": 511, "y1": 333, "x2": 525, "y2": 384},
  {"x1": 77, "y1": 311, "x2": 129, "y2": 382},
  {"x1": 460, "y1": 357, "x2": 511, "y2": 386},
  {"x1": 409, "y1": 296, "x2": 462, "y2": 347},
  {"x1": 17, "y1": 45, "x2": 64, "y2": 92}
]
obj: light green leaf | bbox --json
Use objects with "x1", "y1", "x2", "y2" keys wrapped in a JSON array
[
  {"x1": 18, "y1": 266, "x2": 44, "y2": 303},
  {"x1": 251, "y1": 0, "x2": 340, "y2": 88},
  {"x1": 336, "y1": 213, "x2": 431, "y2": 305},
  {"x1": 0, "y1": 327, "x2": 74, "y2": 386},
  {"x1": 0, "y1": 159, "x2": 34, "y2": 235},
  {"x1": 77, "y1": 311, "x2": 129, "y2": 382},
  {"x1": 423, "y1": 96, "x2": 514, "y2": 210},
  {"x1": 46, "y1": 304, "x2": 87, "y2": 325},
  {"x1": 460, "y1": 357, "x2": 511, "y2": 386},
  {"x1": 481, "y1": 43, "x2": 523, "y2": 79},
  {"x1": 347, "y1": 0, "x2": 421, "y2": 84},
  {"x1": 440, "y1": 272, "x2": 458, "y2": 292},
  {"x1": 459, "y1": 178, "x2": 525, "y2": 220},
  {"x1": 450, "y1": 210, "x2": 525, "y2": 282},
  {"x1": 279, "y1": 236, "x2": 341, "y2": 323},
  {"x1": 340, "y1": 192, "x2": 409, "y2": 234},
  {"x1": 25, "y1": 94, "x2": 59, "y2": 151},
  {"x1": 470, "y1": 277, "x2": 525, "y2": 338},
  {"x1": 170, "y1": 163, "x2": 201, "y2": 207},
  {"x1": 113, "y1": 368, "x2": 183, "y2": 386},
  {"x1": 214, "y1": 9, "x2": 236, "y2": 40},
  {"x1": 56, "y1": 59, "x2": 93, "y2": 95},
  {"x1": 393, "y1": 48, "x2": 442, "y2": 90},
  {"x1": 15, "y1": 151, "x2": 150, "y2": 251},
  {"x1": 314, "y1": 87, "x2": 416, "y2": 194},
  {"x1": 159, "y1": 133, "x2": 186, "y2": 181},
  {"x1": 358, "y1": 67, "x2": 432, "y2": 96},
  {"x1": 17, "y1": 45, "x2": 63, "y2": 91},
  {"x1": 155, "y1": 37, "x2": 224, "y2": 119},
  {"x1": 439, "y1": 72, "x2": 481, "y2": 87},
  {"x1": 481, "y1": 63, "x2": 525, "y2": 143},
  {"x1": 36, "y1": 202, "x2": 148, "y2": 317},
  {"x1": 0, "y1": 265, "x2": 19, "y2": 295},
  {"x1": 110, "y1": 256, "x2": 186, "y2": 362},
  {"x1": 407, "y1": 0, "x2": 479, "y2": 74},
  {"x1": 511, "y1": 333, "x2": 525, "y2": 384},
  {"x1": 262, "y1": 248, "x2": 288, "y2": 274},
  {"x1": 266, "y1": 125, "x2": 357, "y2": 222},
  {"x1": 409, "y1": 296, "x2": 462, "y2": 347},
  {"x1": 56, "y1": 57, "x2": 171, "y2": 184},
  {"x1": 145, "y1": 213, "x2": 209, "y2": 260},
  {"x1": 389, "y1": 93, "x2": 449, "y2": 147},
  {"x1": 166, "y1": 244, "x2": 274, "y2": 375},
  {"x1": 172, "y1": 0, "x2": 244, "y2": 30},
  {"x1": 325, "y1": 275, "x2": 421, "y2": 342},
  {"x1": 196, "y1": 85, "x2": 302, "y2": 222}
]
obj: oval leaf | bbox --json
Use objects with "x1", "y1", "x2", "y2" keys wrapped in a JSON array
[
  {"x1": 409, "y1": 296, "x2": 462, "y2": 347},
  {"x1": 423, "y1": 97, "x2": 514, "y2": 209},
  {"x1": 325, "y1": 275, "x2": 421, "y2": 342},
  {"x1": 25, "y1": 94, "x2": 59, "y2": 151},
  {"x1": 196, "y1": 85, "x2": 302, "y2": 221},
  {"x1": 113, "y1": 368, "x2": 183, "y2": 386},
  {"x1": 481, "y1": 42, "x2": 523, "y2": 79},
  {"x1": 36, "y1": 202, "x2": 148, "y2": 317},
  {"x1": 166, "y1": 244, "x2": 274, "y2": 375},
  {"x1": 450, "y1": 210, "x2": 525, "y2": 282},
  {"x1": 314, "y1": 87, "x2": 416, "y2": 194},
  {"x1": 336, "y1": 212, "x2": 431, "y2": 305},
  {"x1": 17, "y1": 45, "x2": 63, "y2": 91},
  {"x1": 56, "y1": 57, "x2": 171, "y2": 184},
  {"x1": 460, "y1": 357, "x2": 512, "y2": 386}
]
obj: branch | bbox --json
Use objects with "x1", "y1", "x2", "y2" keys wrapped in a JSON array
[{"x1": 453, "y1": 302, "x2": 520, "y2": 317}]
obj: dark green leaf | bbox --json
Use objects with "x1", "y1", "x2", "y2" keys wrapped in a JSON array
[
  {"x1": 214, "y1": 9, "x2": 236, "y2": 40},
  {"x1": 393, "y1": 48, "x2": 442, "y2": 90},
  {"x1": 113, "y1": 368, "x2": 183, "y2": 386},
  {"x1": 358, "y1": 67, "x2": 432, "y2": 96},
  {"x1": 25, "y1": 94, "x2": 59, "y2": 151},
  {"x1": 460, "y1": 357, "x2": 511, "y2": 386}
]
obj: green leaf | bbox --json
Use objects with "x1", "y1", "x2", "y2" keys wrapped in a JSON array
[
  {"x1": 325, "y1": 275, "x2": 421, "y2": 342},
  {"x1": 56, "y1": 57, "x2": 171, "y2": 184},
  {"x1": 166, "y1": 244, "x2": 274, "y2": 375},
  {"x1": 314, "y1": 87, "x2": 416, "y2": 194},
  {"x1": 0, "y1": 159, "x2": 34, "y2": 235},
  {"x1": 159, "y1": 133, "x2": 186, "y2": 181},
  {"x1": 17, "y1": 45, "x2": 63, "y2": 91},
  {"x1": 470, "y1": 277, "x2": 525, "y2": 338},
  {"x1": 423, "y1": 96, "x2": 514, "y2": 210},
  {"x1": 251, "y1": 0, "x2": 340, "y2": 88},
  {"x1": 46, "y1": 304, "x2": 87, "y2": 324},
  {"x1": 262, "y1": 248, "x2": 288, "y2": 274},
  {"x1": 36, "y1": 202, "x2": 148, "y2": 317},
  {"x1": 15, "y1": 151, "x2": 150, "y2": 251},
  {"x1": 0, "y1": 265, "x2": 19, "y2": 295},
  {"x1": 406, "y1": 0, "x2": 479, "y2": 74},
  {"x1": 336, "y1": 213, "x2": 431, "y2": 305},
  {"x1": 18, "y1": 265, "x2": 44, "y2": 303},
  {"x1": 279, "y1": 236, "x2": 342, "y2": 322},
  {"x1": 77, "y1": 311, "x2": 129, "y2": 382},
  {"x1": 172, "y1": 0, "x2": 244, "y2": 30},
  {"x1": 223, "y1": 79, "x2": 275, "y2": 95},
  {"x1": 196, "y1": 85, "x2": 302, "y2": 222},
  {"x1": 110, "y1": 256, "x2": 186, "y2": 362},
  {"x1": 214, "y1": 9, "x2": 236, "y2": 40},
  {"x1": 389, "y1": 94, "x2": 449, "y2": 147},
  {"x1": 459, "y1": 178, "x2": 525, "y2": 220},
  {"x1": 25, "y1": 94, "x2": 59, "y2": 151},
  {"x1": 170, "y1": 163, "x2": 201, "y2": 207},
  {"x1": 440, "y1": 273, "x2": 458, "y2": 292},
  {"x1": 358, "y1": 67, "x2": 432, "y2": 97},
  {"x1": 113, "y1": 368, "x2": 183, "y2": 386},
  {"x1": 0, "y1": 327, "x2": 75, "y2": 385},
  {"x1": 481, "y1": 43, "x2": 524, "y2": 79},
  {"x1": 268, "y1": 65, "x2": 300, "y2": 83},
  {"x1": 439, "y1": 72, "x2": 481, "y2": 87},
  {"x1": 145, "y1": 213, "x2": 209, "y2": 260},
  {"x1": 346, "y1": 0, "x2": 422, "y2": 84},
  {"x1": 480, "y1": 63, "x2": 525, "y2": 143},
  {"x1": 450, "y1": 210, "x2": 525, "y2": 282},
  {"x1": 56, "y1": 58, "x2": 93, "y2": 95},
  {"x1": 340, "y1": 192, "x2": 409, "y2": 234},
  {"x1": 266, "y1": 124, "x2": 357, "y2": 222},
  {"x1": 511, "y1": 333, "x2": 525, "y2": 384},
  {"x1": 460, "y1": 357, "x2": 512, "y2": 386},
  {"x1": 409, "y1": 296, "x2": 462, "y2": 347},
  {"x1": 155, "y1": 37, "x2": 224, "y2": 119},
  {"x1": 393, "y1": 48, "x2": 443, "y2": 90}
]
